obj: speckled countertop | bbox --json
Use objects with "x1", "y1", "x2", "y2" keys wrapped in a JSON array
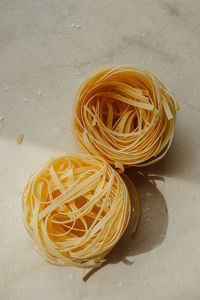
[{"x1": 1, "y1": 1, "x2": 200, "y2": 299}]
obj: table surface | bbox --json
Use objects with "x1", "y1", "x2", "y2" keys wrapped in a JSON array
[{"x1": 1, "y1": 1, "x2": 200, "y2": 299}]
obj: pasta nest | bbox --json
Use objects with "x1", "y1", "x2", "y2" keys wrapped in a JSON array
[
  {"x1": 22, "y1": 153, "x2": 134, "y2": 268},
  {"x1": 73, "y1": 65, "x2": 179, "y2": 171}
]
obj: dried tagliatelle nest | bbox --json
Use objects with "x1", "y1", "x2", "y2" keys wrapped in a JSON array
[
  {"x1": 73, "y1": 65, "x2": 180, "y2": 171},
  {"x1": 22, "y1": 153, "x2": 139, "y2": 268}
]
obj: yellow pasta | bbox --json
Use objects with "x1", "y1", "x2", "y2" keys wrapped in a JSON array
[
  {"x1": 72, "y1": 65, "x2": 179, "y2": 171},
  {"x1": 22, "y1": 153, "x2": 139, "y2": 268}
]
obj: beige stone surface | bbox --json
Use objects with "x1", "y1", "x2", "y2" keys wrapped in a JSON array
[{"x1": 0, "y1": 0, "x2": 200, "y2": 299}]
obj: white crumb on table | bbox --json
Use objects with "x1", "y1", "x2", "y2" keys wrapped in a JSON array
[{"x1": 118, "y1": 281, "x2": 123, "y2": 287}]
